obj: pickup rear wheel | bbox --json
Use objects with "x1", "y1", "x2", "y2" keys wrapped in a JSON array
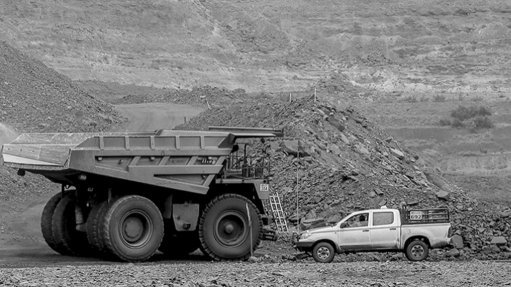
[
  {"x1": 101, "y1": 195, "x2": 164, "y2": 262},
  {"x1": 312, "y1": 242, "x2": 335, "y2": 263},
  {"x1": 405, "y1": 239, "x2": 429, "y2": 261}
]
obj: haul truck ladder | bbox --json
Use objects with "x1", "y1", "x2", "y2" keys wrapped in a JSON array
[{"x1": 269, "y1": 193, "x2": 288, "y2": 232}]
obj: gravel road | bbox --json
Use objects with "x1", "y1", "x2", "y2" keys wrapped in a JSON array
[{"x1": 1, "y1": 260, "x2": 509, "y2": 287}]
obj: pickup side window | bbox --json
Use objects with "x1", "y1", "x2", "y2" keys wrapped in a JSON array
[
  {"x1": 343, "y1": 213, "x2": 369, "y2": 228},
  {"x1": 373, "y1": 212, "x2": 394, "y2": 226}
]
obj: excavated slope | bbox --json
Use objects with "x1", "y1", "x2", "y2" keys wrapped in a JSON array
[
  {"x1": 0, "y1": 41, "x2": 121, "y2": 133},
  {"x1": 179, "y1": 96, "x2": 511, "y2": 259}
]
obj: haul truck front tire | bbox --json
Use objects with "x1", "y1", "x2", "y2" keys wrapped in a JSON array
[
  {"x1": 198, "y1": 193, "x2": 262, "y2": 261},
  {"x1": 101, "y1": 195, "x2": 164, "y2": 262}
]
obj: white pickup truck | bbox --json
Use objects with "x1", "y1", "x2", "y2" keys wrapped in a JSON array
[{"x1": 295, "y1": 207, "x2": 452, "y2": 263}]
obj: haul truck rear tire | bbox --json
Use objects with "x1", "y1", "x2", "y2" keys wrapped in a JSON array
[
  {"x1": 101, "y1": 195, "x2": 164, "y2": 262},
  {"x1": 86, "y1": 201, "x2": 110, "y2": 256},
  {"x1": 51, "y1": 194, "x2": 90, "y2": 256},
  {"x1": 41, "y1": 192, "x2": 68, "y2": 255},
  {"x1": 198, "y1": 193, "x2": 262, "y2": 261}
]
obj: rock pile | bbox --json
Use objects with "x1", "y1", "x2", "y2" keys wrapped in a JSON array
[
  {"x1": 179, "y1": 95, "x2": 511, "y2": 259},
  {"x1": 0, "y1": 41, "x2": 122, "y2": 133}
]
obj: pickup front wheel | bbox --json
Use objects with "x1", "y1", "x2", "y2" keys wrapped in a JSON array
[
  {"x1": 405, "y1": 239, "x2": 429, "y2": 261},
  {"x1": 312, "y1": 242, "x2": 335, "y2": 263}
]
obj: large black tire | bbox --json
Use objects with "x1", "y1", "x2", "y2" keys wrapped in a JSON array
[
  {"x1": 41, "y1": 192, "x2": 67, "y2": 254},
  {"x1": 198, "y1": 193, "x2": 262, "y2": 261},
  {"x1": 101, "y1": 195, "x2": 164, "y2": 262},
  {"x1": 51, "y1": 194, "x2": 90, "y2": 256},
  {"x1": 405, "y1": 239, "x2": 429, "y2": 261},
  {"x1": 312, "y1": 242, "x2": 335, "y2": 263},
  {"x1": 86, "y1": 200, "x2": 109, "y2": 255}
]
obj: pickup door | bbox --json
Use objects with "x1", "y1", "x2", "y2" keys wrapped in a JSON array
[
  {"x1": 370, "y1": 210, "x2": 400, "y2": 250},
  {"x1": 339, "y1": 210, "x2": 400, "y2": 251},
  {"x1": 338, "y1": 212, "x2": 371, "y2": 251}
]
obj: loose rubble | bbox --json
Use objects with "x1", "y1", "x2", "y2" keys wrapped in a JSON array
[{"x1": 179, "y1": 95, "x2": 511, "y2": 260}]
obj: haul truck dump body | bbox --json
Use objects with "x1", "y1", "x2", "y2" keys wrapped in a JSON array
[{"x1": 1, "y1": 127, "x2": 282, "y2": 262}]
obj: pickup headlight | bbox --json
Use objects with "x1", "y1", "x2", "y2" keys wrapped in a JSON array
[{"x1": 300, "y1": 231, "x2": 312, "y2": 240}]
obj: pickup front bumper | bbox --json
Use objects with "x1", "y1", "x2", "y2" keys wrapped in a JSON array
[{"x1": 294, "y1": 241, "x2": 315, "y2": 252}]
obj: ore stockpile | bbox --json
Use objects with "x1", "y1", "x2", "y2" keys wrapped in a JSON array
[{"x1": 179, "y1": 95, "x2": 511, "y2": 260}]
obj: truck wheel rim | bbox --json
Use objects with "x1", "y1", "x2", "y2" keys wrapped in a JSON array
[
  {"x1": 214, "y1": 211, "x2": 247, "y2": 246},
  {"x1": 120, "y1": 210, "x2": 153, "y2": 247},
  {"x1": 317, "y1": 246, "x2": 331, "y2": 260},
  {"x1": 411, "y1": 245, "x2": 424, "y2": 259}
]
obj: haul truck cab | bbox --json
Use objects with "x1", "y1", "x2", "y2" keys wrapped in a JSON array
[{"x1": 1, "y1": 126, "x2": 283, "y2": 262}]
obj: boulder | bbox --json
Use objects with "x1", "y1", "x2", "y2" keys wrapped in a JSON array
[
  {"x1": 491, "y1": 236, "x2": 507, "y2": 245},
  {"x1": 451, "y1": 235, "x2": 464, "y2": 249},
  {"x1": 436, "y1": 190, "x2": 450, "y2": 200},
  {"x1": 339, "y1": 133, "x2": 350, "y2": 144},
  {"x1": 281, "y1": 140, "x2": 310, "y2": 157},
  {"x1": 356, "y1": 144, "x2": 370, "y2": 156},
  {"x1": 482, "y1": 245, "x2": 501, "y2": 254},
  {"x1": 500, "y1": 210, "x2": 511, "y2": 218},
  {"x1": 406, "y1": 199, "x2": 420, "y2": 206},
  {"x1": 390, "y1": 148, "x2": 405, "y2": 160},
  {"x1": 327, "y1": 116, "x2": 345, "y2": 132},
  {"x1": 329, "y1": 144, "x2": 342, "y2": 155},
  {"x1": 446, "y1": 248, "x2": 460, "y2": 257}
]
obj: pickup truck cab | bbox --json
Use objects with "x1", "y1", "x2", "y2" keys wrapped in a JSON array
[{"x1": 295, "y1": 207, "x2": 452, "y2": 263}]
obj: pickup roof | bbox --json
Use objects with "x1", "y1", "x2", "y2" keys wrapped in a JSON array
[{"x1": 295, "y1": 207, "x2": 452, "y2": 262}]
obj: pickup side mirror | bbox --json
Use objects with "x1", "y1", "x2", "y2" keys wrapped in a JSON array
[{"x1": 340, "y1": 222, "x2": 348, "y2": 229}]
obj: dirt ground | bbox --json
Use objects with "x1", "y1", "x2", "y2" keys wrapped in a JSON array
[{"x1": 0, "y1": 259, "x2": 509, "y2": 286}]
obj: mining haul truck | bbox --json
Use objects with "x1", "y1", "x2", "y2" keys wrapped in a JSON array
[{"x1": 1, "y1": 126, "x2": 282, "y2": 262}]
